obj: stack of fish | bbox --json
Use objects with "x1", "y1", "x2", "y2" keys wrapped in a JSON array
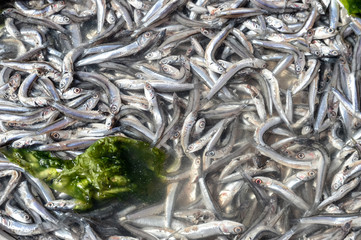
[{"x1": 0, "y1": 0, "x2": 359, "y2": 239}]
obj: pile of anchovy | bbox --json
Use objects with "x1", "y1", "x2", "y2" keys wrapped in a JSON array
[{"x1": 0, "y1": 0, "x2": 360, "y2": 239}]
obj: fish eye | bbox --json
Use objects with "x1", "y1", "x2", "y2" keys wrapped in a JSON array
[
  {"x1": 203, "y1": 29, "x2": 209, "y2": 35},
  {"x1": 110, "y1": 104, "x2": 117, "y2": 113},
  {"x1": 144, "y1": 32, "x2": 151, "y2": 38},
  {"x1": 207, "y1": 151, "x2": 215, "y2": 156},
  {"x1": 199, "y1": 121, "x2": 205, "y2": 128},
  {"x1": 187, "y1": 145, "x2": 194, "y2": 151},
  {"x1": 330, "y1": 111, "x2": 337, "y2": 117},
  {"x1": 24, "y1": 215, "x2": 30, "y2": 220},
  {"x1": 254, "y1": 178, "x2": 262, "y2": 184},
  {"x1": 327, "y1": 28, "x2": 335, "y2": 33},
  {"x1": 163, "y1": 66, "x2": 168, "y2": 72},
  {"x1": 314, "y1": 51, "x2": 320, "y2": 56},
  {"x1": 297, "y1": 153, "x2": 305, "y2": 159},
  {"x1": 136, "y1": 71, "x2": 144, "y2": 79},
  {"x1": 173, "y1": 131, "x2": 180, "y2": 138},
  {"x1": 308, "y1": 171, "x2": 315, "y2": 176},
  {"x1": 296, "y1": 66, "x2": 301, "y2": 72},
  {"x1": 195, "y1": 158, "x2": 201, "y2": 165},
  {"x1": 234, "y1": 226, "x2": 243, "y2": 234},
  {"x1": 331, "y1": 50, "x2": 338, "y2": 56},
  {"x1": 47, "y1": 202, "x2": 54, "y2": 208},
  {"x1": 145, "y1": 83, "x2": 152, "y2": 90},
  {"x1": 307, "y1": 30, "x2": 313, "y2": 36},
  {"x1": 218, "y1": 66, "x2": 224, "y2": 72},
  {"x1": 51, "y1": 132, "x2": 60, "y2": 139},
  {"x1": 73, "y1": 88, "x2": 81, "y2": 94}
]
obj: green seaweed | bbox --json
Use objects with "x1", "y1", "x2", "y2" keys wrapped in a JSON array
[
  {"x1": 1, "y1": 137, "x2": 166, "y2": 210},
  {"x1": 340, "y1": 0, "x2": 361, "y2": 17}
]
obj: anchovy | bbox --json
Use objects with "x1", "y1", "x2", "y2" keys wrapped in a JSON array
[
  {"x1": 0, "y1": 61, "x2": 61, "y2": 80},
  {"x1": 110, "y1": 0, "x2": 134, "y2": 30},
  {"x1": 204, "y1": 21, "x2": 234, "y2": 74},
  {"x1": 2, "y1": 8, "x2": 68, "y2": 34},
  {"x1": 0, "y1": 170, "x2": 21, "y2": 206},
  {"x1": 203, "y1": 58, "x2": 266, "y2": 101},
  {"x1": 15, "y1": 181, "x2": 58, "y2": 224},
  {"x1": 75, "y1": 31, "x2": 159, "y2": 66},
  {"x1": 14, "y1": 0, "x2": 66, "y2": 18},
  {"x1": 0, "y1": 213, "x2": 57, "y2": 236},
  {"x1": 34, "y1": 138, "x2": 99, "y2": 151},
  {"x1": 253, "y1": 176, "x2": 310, "y2": 211},
  {"x1": 317, "y1": 177, "x2": 360, "y2": 210},
  {"x1": 5, "y1": 199, "x2": 33, "y2": 224},
  {"x1": 178, "y1": 220, "x2": 244, "y2": 239},
  {"x1": 144, "y1": 82, "x2": 165, "y2": 145}
]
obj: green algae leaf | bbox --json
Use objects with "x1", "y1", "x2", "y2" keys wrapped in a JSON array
[
  {"x1": 340, "y1": 0, "x2": 361, "y2": 17},
  {"x1": 1, "y1": 137, "x2": 166, "y2": 210}
]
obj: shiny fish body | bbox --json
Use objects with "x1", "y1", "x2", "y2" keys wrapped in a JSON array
[
  {"x1": 178, "y1": 220, "x2": 244, "y2": 239},
  {"x1": 0, "y1": 0, "x2": 358, "y2": 239},
  {"x1": 5, "y1": 199, "x2": 32, "y2": 224}
]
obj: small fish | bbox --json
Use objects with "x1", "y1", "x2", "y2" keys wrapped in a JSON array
[{"x1": 0, "y1": 1, "x2": 358, "y2": 239}]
